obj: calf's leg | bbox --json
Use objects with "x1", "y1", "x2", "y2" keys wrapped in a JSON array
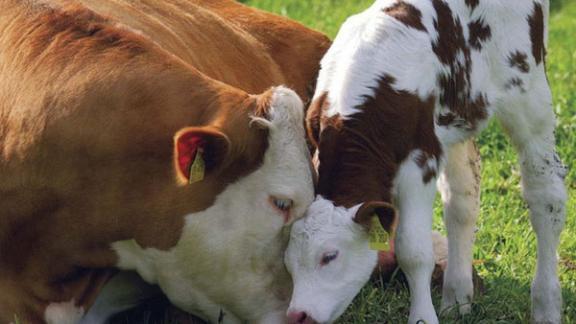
[
  {"x1": 437, "y1": 140, "x2": 481, "y2": 315},
  {"x1": 395, "y1": 152, "x2": 439, "y2": 324},
  {"x1": 497, "y1": 79, "x2": 567, "y2": 323}
]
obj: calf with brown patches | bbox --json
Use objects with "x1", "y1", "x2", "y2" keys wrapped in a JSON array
[
  {"x1": 285, "y1": 1, "x2": 566, "y2": 324},
  {"x1": 0, "y1": 0, "x2": 330, "y2": 323}
]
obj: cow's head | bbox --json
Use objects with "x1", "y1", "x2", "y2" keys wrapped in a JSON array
[
  {"x1": 173, "y1": 86, "x2": 315, "y2": 226},
  {"x1": 285, "y1": 196, "x2": 397, "y2": 324},
  {"x1": 156, "y1": 86, "x2": 315, "y2": 321}
]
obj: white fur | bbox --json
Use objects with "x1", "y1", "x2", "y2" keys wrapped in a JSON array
[
  {"x1": 111, "y1": 86, "x2": 315, "y2": 323},
  {"x1": 289, "y1": 0, "x2": 565, "y2": 323},
  {"x1": 392, "y1": 151, "x2": 439, "y2": 324},
  {"x1": 496, "y1": 68, "x2": 566, "y2": 324},
  {"x1": 285, "y1": 197, "x2": 378, "y2": 323},
  {"x1": 45, "y1": 300, "x2": 84, "y2": 324}
]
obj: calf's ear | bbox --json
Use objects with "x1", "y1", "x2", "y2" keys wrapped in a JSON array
[
  {"x1": 173, "y1": 126, "x2": 230, "y2": 185},
  {"x1": 353, "y1": 201, "x2": 398, "y2": 234}
]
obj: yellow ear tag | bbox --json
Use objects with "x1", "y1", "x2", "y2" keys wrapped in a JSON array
[
  {"x1": 188, "y1": 148, "x2": 205, "y2": 184},
  {"x1": 369, "y1": 215, "x2": 390, "y2": 251}
]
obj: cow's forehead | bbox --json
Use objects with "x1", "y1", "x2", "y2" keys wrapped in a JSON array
[
  {"x1": 292, "y1": 197, "x2": 359, "y2": 239},
  {"x1": 270, "y1": 88, "x2": 305, "y2": 127},
  {"x1": 257, "y1": 87, "x2": 310, "y2": 164}
]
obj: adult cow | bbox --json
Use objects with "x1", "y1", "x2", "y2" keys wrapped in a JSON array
[
  {"x1": 0, "y1": 0, "x2": 330, "y2": 323},
  {"x1": 285, "y1": 0, "x2": 567, "y2": 323}
]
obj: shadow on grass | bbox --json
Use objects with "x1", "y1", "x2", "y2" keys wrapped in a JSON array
[
  {"x1": 110, "y1": 267, "x2": 575, "y2": 323},
  {"x1": 111, "y1": 295, "x2": 206, "y2": 324}
]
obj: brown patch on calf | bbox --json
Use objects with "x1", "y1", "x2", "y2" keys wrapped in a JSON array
[
  {"x1": 432, "y1": 0, "x2": 488, "y2": 130},
  {"x1": 468, "y1": 18, "x2": 491, "y2": 50},
  {"x1": 383, "y1": 1, "x2": 427, "y2": 32},
  {"x1": 504, "y1": 77, "x2": 526, "y2": 92},
  {"x1": 528, "y1": 3, "x2": 545, "y2": 65},
  {"x1": 509, "y1": 51, "x2": 530, "y2": 73},
  {"x1": 432, "y1": 0, "x2": 465, "y2": 65},
  {"x1": 414, "y1": 151, "x2": 438, "y2": 183},
  {"x1": 314, "y1": 75, "x2": 441, "y2": 208},
  {"x1": 465, "y1": 0, "x2": 480, "y2": 10}
]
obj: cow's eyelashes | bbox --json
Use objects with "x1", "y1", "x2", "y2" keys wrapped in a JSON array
[
  {"x1": 272, "y1": 198, "x2": 293, "y2": 211},
  {"x1": 320, "y1": 251, "x2": 339, "y2": 266}
]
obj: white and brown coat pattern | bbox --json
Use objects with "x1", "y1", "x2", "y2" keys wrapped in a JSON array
[{"x1": 286, "y1": 1, "x2": 567, "y2": 323}]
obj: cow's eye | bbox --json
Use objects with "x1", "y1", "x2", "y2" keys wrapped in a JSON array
[
  {"x1": 320, "y1": 251, "x2": 339, "y2": 266},
  {"x1": 272, "y1": 197, "x2": 293, "y2": 212}
]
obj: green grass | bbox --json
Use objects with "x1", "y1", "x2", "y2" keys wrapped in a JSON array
[
  {"x1": 117, "y1": 1, "x2": 575, "y2": 323},
  {"x1": 240, "y1": 0, "x2": 576, "y2": 323}
]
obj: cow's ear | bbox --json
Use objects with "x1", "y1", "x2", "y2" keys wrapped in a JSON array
[
  {"x1": 173, "y1": 126, "x2": 230, "y2": 185},
  {"x1": 353, "y1": 201, "x2": 398, "y2": 234},
  {"x1": 306, "y1": 92, "x2": 328, "y2": 147}
]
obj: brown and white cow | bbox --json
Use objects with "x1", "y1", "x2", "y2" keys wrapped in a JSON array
[
  {"x1": 285, "y1": 0, "x2": 567, "y2": 323},
  {"x1": 0, "y1": 0, "x2": 330, "y2": 323}
]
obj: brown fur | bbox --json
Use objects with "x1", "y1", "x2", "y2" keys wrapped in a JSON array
[
  {"x1": 314, "y1": 76, "x2": 441, "y2": 208},
  {"x1": 465, "y1": 0, "x2": 480, "y2": 10},
  {"x1": 504, "y1": 77, "x2": 527, "y2": 93},
  {"x1": 432, "y1": 0, "x2": 488, "y2": 131},
  {"x1": 384, "y1": 1, "x2": 427, "y2": 32},
  {"x1": 0, "y1": 0, "x2": 329, "y2": 321},
  {"x1": 529, "y1": 2, "x2": 545, "y2": 65},
  {"x1": 509, "y1": 51, "x2": 531, "y2": 73},
  {"x1": 468, "y1": 18, "x2": 492, "y2": 50}
]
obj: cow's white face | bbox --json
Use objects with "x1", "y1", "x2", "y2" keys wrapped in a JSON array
[
  {"x1": 285, "y1": 197, "x2": 392, "y2": 324},
  {"x1": 250, "y1": 87, "x2": 317, "y2": 227},
  {"x1": 112, "y1": 87, "x2": 316, "y2": 323}
]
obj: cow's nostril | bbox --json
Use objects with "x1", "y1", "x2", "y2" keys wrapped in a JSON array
[{"x1": 298, "y1": 312, "x2": 308, "y2": 323}]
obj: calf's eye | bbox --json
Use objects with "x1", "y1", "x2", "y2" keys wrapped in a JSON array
[{"x1": 320, "y1": 251, "x2": 339, "y2": 266}]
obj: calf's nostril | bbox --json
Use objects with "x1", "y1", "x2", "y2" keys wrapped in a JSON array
[{"x1": 287, "y1": 311, "x2": 309, "y2": 324}]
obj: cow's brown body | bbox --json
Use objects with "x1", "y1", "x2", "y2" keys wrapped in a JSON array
[{"x1": 0, "y1": 1, "x2": 329, "y2": 322}]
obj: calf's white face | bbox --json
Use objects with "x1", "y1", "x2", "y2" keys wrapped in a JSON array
[{"x1": 285, "y1": 197, "x2": 397, "y2": 323}]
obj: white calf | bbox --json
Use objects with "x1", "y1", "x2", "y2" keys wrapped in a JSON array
[{"x1": 285, "y1": 0, "x2": 566, "y2": 323}]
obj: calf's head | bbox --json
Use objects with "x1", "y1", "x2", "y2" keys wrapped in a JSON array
[{"x1": 285, "y1": 196, "x2": 397, "y2": 323}]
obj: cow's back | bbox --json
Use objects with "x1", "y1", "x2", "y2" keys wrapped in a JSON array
[{"x1": 67, "y1": 0, "x2": 330, "y2": 98}]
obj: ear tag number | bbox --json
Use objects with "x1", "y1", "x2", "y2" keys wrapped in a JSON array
[
  {"x1": 369, "y1": 215, "x2": 390, "y2": 251},
  {"x1": 189, "y1": 148, "x2": 205, "y2": 184}
]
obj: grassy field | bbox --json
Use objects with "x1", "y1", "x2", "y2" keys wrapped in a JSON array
[{"x1": 240, "y1": 0, "x2": 576, "y2": 323}]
